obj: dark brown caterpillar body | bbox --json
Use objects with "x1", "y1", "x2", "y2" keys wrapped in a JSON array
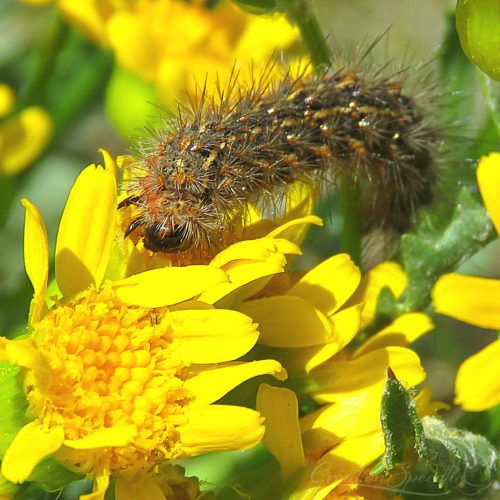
[{"x1": 121, "y1": 64, "x2": 439, "y2": 253}]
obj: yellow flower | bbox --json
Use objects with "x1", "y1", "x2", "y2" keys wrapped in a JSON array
[
  {"x1": 0, "y1": 151, "x2": 289, "y2": 499},
  {"x1": 433, "y1": 152, "x2": 500, "y2": 411},
  {"x1": 55, "y1": 0, "x2": 298, "y2": 108},
  {"x1": 247, "y1": 257, "x2": 440, "y2": 498},
  {"x1": 0, "y1": 83, "x2": 52, "y2": 176}
]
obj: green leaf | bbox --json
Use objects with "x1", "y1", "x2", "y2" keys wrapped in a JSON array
[
  {"x1": 29, "y1": 457, "x2": 82, "y2": 492},
  {"x1": 0, "y1": 362, "x2": 30, "y2": 455},
  {"x1": 440, "y1": 10, "x2": 477, "y2": 123},
  {"x1": 377, "y1": 371, "x2": 498, "y2": 496},
  {"x1": 401, "y1": 188, "x2": 496, "y2": 311},
  {"x1": 379, "y1": 368, "x2": 424, "y2": 470}
]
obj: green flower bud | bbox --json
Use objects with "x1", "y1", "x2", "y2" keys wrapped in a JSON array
[{"x1": 456, "y1": 0, "x2": 500, "y2": 79}]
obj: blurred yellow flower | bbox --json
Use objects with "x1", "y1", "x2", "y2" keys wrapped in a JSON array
[
  {"x1": 0, "y1": 84, "x2": 52, "y2": 176},
  {"x1": 0, "y1": 151, "x2": 289, "y2": 499},
  {"x1": 433, "y1": 152, "x2": 500, "y2": 411},
  {"x1": 55, "y1": 0, "x2": 298, "y2": 107}
]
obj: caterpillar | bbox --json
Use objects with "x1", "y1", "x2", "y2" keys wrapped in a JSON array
[{"x1": 119, "y1": 60, "x2": 440, "y2": 255}]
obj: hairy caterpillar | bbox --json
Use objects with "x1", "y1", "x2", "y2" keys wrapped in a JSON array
[{"x1": 119, "y1": 60, "x2": 440, "y2": 255}]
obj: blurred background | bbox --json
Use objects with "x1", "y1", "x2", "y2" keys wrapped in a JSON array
[{"x1": 0, "y1": 0, "x2": 498, "y2": 436}]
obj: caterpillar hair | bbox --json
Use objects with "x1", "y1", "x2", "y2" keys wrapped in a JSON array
[{"x1": 119, "y1": 55, "x2": 443, "y2": 257}]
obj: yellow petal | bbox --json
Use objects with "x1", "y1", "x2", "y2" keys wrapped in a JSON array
[
  {"x1": 21, "y1": 199, "x2": 49, "y2": 324},
  {"x1": 240, "y1": 296, "x2": 333, "y2": 347},
  {"x1": 4, "y1": 339, "x2": 51, "y2": 392},
  {"x1": 178, "y1": 405, "x2": 265, "y2": 456},
  {"x1": 352, "y1": 313, "x2": 434, "y2": 357},
  {"x1": 329, "y1": 304, "x2": 362, "y2": 348},
  {"x1": 287, "y1": 343, "x2": 344, "y2": 375},
  {"x1": 210, "y1": 237, "x2": 288, "y2": 269},
  {"x1": 113, "y1": 266, "x2": 228, "y2": 307},
  {"x1": 115, "y1": 474, "x2": 166, "y2": 500},
  {"x1": 455, "y1": 339, "x2": 500, "y2": 411},
  {"x1": 203, "y1": 266, "x2": 282, "y2": 306},
  {"x1": 0, "y1": 107, "x2": 52, "y2": 175},
  {"x1": 311, "y1": 346, "x2": 425, "y2": 404},
  {"x1": 64, "y1": 425, "x2": 137, "y2": 449},
  {"x1": 288, "y1": 254, "x2": 361, "y2": 316},
  {"x1": 1, "y1": 422, "x2": 64, "y2": 484},
  {"x1": 236, "y1": 13, "x2": 298, "y2": 60},
  {"x1": 59, "y1": 0, "x2": 110, "y2": 45},
  {"x1": 415, "y1": 386, "x2": 448, "y2": 416},
  {"x1": 80, "y1": 469, "x2": 110, "y2": 500},
  {"x1": 0, "y1": 84, "x2": 15, "y2": 117},
  {"x1": 433, "y1": 274, "x2": 500, "y2": 329},
  {"x1": 348, "y1": 261, "x2": 407, "y2": 329},
  {"x1": 477, "y1": 152, "x2": 500, "y2": 234},
  {"x1": 300, "y1": 391, "x2": 383, "y2": 458},
  {"x1": 98, "y1": 148, "x2": 117, "y2": 178},
  {"x1": 256, "y1": 384, "x2": 305, "y2": 479},
  {"x1": 293, "y1": 433, "x2": 384, "y2": 499},
  {"x1": 171, "y1": 309, "x2": 259, "y2": 363},
  {"x1": 56, "y1": 163, "x2": 117, "y2": 297},
  {"x1": 184, "y1": 360, "x2": 286, "y2": 406},
  {"x1": 266, "y1": 214, "x2": 323, "y2": 240},
  {"x1": 107, "y1": 11, "x2": 161, "y2": 80}
]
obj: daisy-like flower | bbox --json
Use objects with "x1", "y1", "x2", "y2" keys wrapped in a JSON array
[
  {"x1": 0, "y1": 152, "x2": 293, "y2": 499},
  {"x1": 31, "y1": 0, "x2": 298, "y2": 109},
  {"x1": 0, "y1": 83, "x2": 52, "y2": 175},
  {"x1": 245, "y1": 257, "x2": 442, "y2": 498},
  {"x1": 433, "y1": 152, "x2": 500, "y2": 411}
]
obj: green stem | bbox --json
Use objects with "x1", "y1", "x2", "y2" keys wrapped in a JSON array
[
  {"x1": 282, "y1": 0, "x2": 331, "y2": 68},
  {"x1": 282, "y1": 1, "x2": 363, "y2": 264},
  {"x1": 478, "y1": 70, "x2": 500, "y2": 138},
  {"x1": 339, "y1": 181, "x2": 362, "y2": 267},
  {"x1": 20, "y1": 13, "x2": 70, "y2": 108}
]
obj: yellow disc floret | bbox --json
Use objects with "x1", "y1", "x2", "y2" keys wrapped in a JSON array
[{"x1": 31, "y1": 284, "x2": 192, "y2": 474}]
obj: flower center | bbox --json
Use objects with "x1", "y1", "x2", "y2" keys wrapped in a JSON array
[{"x1": 31, "y1": 285, "x2": 193, "y2": 473}]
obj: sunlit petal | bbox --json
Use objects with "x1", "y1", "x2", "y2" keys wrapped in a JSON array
[
  {"x1": 348, "y1": 261, "x2": 407, "y2": 329},
  {"x1": 288, "y1": 254, "x2": 361, "y2": 316},
  {"x1": 257, "y1": 384, "x2": 305, "y2": 479},
  {"x1": 64, "y1": 425, "x2": 137, "y2": 449},
  {"x1": 352, "y1": 313, "x2": 434, "y2": 357},
  {"x1": 293, "y1": 433, "x2": 384, "y2": 499},
  {"x1": 240, "y1": 296, "x2": 333, "y2": 347},
  {"x1": 477, "y1": 152, "x2": 500, "y2": 234},
  {"x1": 113, "y1": 266, "x2": 228, "y2": 307},
  {"x1": 56, "y1": 163, "x2": 117, "y2": 296},
  {"x1": 21, "y1": 199, "x2": 49, "y2": 323},
  {"x1": 433, "y1": 274, "x2": 500, "y2": 329},
  {"x1": 311, "y1": 346, "x2": 425, "y2": 404},
  {"x1": 178, "y1": 405, "x2": 264, "y2": 456},
  {"x1": 171, "y1": 309, "x2": 259, "y2": 363},
  {"x1": 184, "y1": 360, "x2": 286, "y2": 406},
  {"x1": 1, "y1": 422, "x2": 64, "y2": 484},
  {"x1": 455, "y1": 339, "x2": 500, "y2": 411}
]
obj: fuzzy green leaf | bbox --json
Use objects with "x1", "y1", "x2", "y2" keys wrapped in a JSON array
[
  {"x1": 377, "y1": 371, "x2": 498, "y2": 496},
  {"x1": 401, "y1": 188, "x2": 495, "y2": 311}
]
